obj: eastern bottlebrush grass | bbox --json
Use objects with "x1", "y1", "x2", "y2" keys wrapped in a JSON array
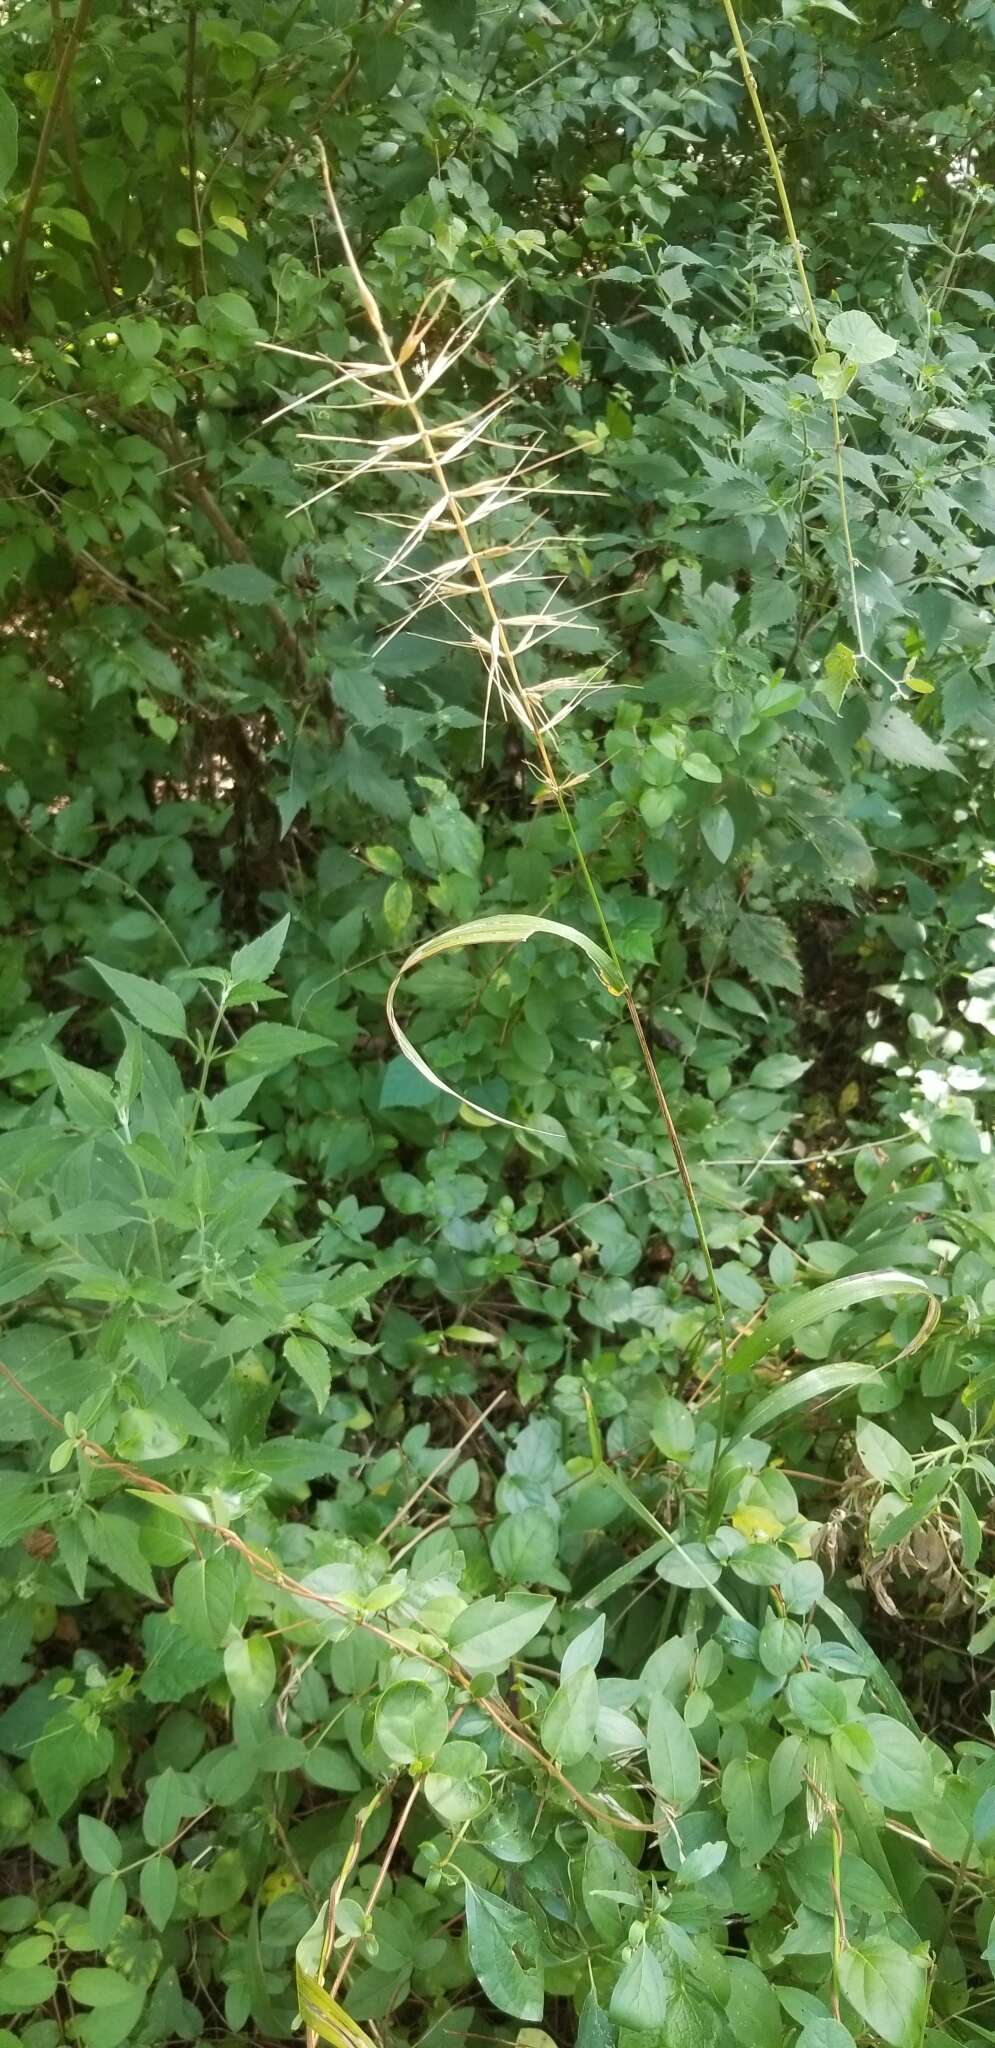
[{"x1": 264, "y1": 138, "x2": 734, "y2": 1494}]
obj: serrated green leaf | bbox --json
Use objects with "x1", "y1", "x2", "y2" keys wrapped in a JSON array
[
  {"x1": 88, "y1": 962, "x2": 187, "y2": 1040},
  {"x1": 230, "y1": 915, "x2": 290, "y2": 986}
]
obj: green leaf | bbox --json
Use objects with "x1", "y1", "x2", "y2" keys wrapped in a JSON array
[
  {"x1": 751, "y1": 1054, "x2": 810, "y2": 1089},
  {"x1": 449, "y1": 1593, "x2": 555, "y2": 1674},
  {"x1": 798, "y1": 2022, "x2": 857, "y2": 2048},
  {"x1": 722, "y1": 1755, "x2": 782, "y2": 1858},
  {"x1": 819, "y1": 640, "x2": 859, "y2": 711},
  {"x1": 731, "y1": 1363, "x2": 880, "y2": 1447},
  {"x1": 856, "y1": 1419, "x2": 914, "y2": 1493},
  {"x1": 139, "y1": 1854, "x2": 178, "y2": 1931},
  {"x1": 973, "y1": 1783, "x2": 995, "y2": 1848},
  {"x1": 296, "y1": 1910, "x2": 378, "y2": 2048},
  {"x1": 382, "y1": 878, "x2": 413, "y2": 933},
  {"x1": 726, "y1": 1956, "x2": 783, "y2": 2048},
  {"x1": 957, "y1": 1487, "x2": 983, "y2": 1570},
  {"x1": 199, "y1": 290, "x2": 261, "y2": 333},
  {"x1": 49, "y1": 205, "x2": 93, "y2": 242},
  {"x1": 142, "y1": 1767, "x2": 200, "y2": 1848},
  {"x1": 838, "y1": 1937, "x2": 928, "y2": 2048},
  {"x1": 683, "y1": 751, "x2": 723, "y2": 783},
  {"x1": 85, "y1": 1510, "x2": 161, "y2": 1601},
  {"x1": 650, "y1": 1393, "x2": 695, "y2": 1460},
  {"x1": 78, "y1": 1814, "x2": 121, "y2": 1875},
  {"x1": 646, "y1": 1695, "x2": 701, "y2": 1810},
  {"x1": 44, "y1": 1050, "x2": 118, "y2": 1128},
  {"x1": 118, "y1": 316, "x2": 163, "y2": 363},
  {"x1": 376, "y1": 1681, "x2": 449, "y2": 1765},
  {"x1": 88, "y1": 961, "x2": 187, "y2": 1040},
  {"x1": 818, "y1": 1596, "x2": 922, "y2": 1734},
  {"x1": 0, "y1": 1967, "x2": 58, "y2": 2012},
  {"x1": 284, "y1": 1335, "x2": 331, "y2": 1411},
  {"x1": 423, "y1": 1740, "x2": 491, "y2": 1825},
  {"x1": 853, "y1": 1716, "x2": 935, "y2": 1810},
  {"x1": 759, "y1": 1613, "x2": 805, "y2": 1679},
  {"x1": 172, "y1": 1554, "x2": 237, "y2": 1647},
  {"x1": 769, "y1": 1732, "x2": 806, "y2": 1811},
  {"x1": 464, "y1": 1884, "x2": 543, "y2": 2022},
  {"x1": 378, "y1": 1056, "x2": 439, "y2": 1110},
  {"x1": 610, "y1": 1941, "x2": 669, "y2": 2030},
  {"x1": 728, "y1": 911, "x2": 802, "y2": 994},
  {"x1": 701, "y1": 804, "x2": 734, "y2": 862},
  {"x1": 197, "y1": 563, "x2": 279, "y2": 605},
  {"x1": 825, "y1": 309, "x2": 897, "y2": 365},
  {"x1": 32, "y1": 1716, "x2": 114, "y2": 1819},
  {"x1": 422, "y1": 0, "x2": 476, "y2": 42},
  {"x1": 787, "y1": 1672, "x2": 850, "y2": 1733},
  {"x1": 583, "y1": 1832, "x2": 641, "y2": 1943},
  {"x1": 579, "y1": 1992, "x2": 613, "y2": 2048},
  {"x1": 226, "y1": 1023, "x2": 330, "y2": 1076},
  {"x1": 813, "y1": 350, "x2": 855, "y2": 401},
  {"x1": 832, "y1": 1721, "x2": 876, "y2": 1771},
  {"x1": 410, "y1": 790, "x2": 483, "y2": 877},
  {"x1": 67, "y1": 1967, "x2": 136, "y2": 2008},
  {"x1": 230, "y1": 915, "x2": 290, "y2": 986},
  {"x1": 542, "y1": 1664, "x2": 599, "y2": 1766},
  {"x1": 561, "y1": 1615, "x2": 605, "y2": 1680},
  {"x1": 115, "y1": 1408, "x2": 186, "y2": 1463},
  {"x1": 223, "y1": 1633, "x2": 276, "y2": 1707},
  {"x1": 88, "y1": 1876, "x2": 126, "y2": 1948},
  {"x1": 867, "y1": 705, "x2": 960, "y2": 777}
]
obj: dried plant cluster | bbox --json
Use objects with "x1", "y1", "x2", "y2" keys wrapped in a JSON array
[{"x1": 268, "y1": 146, "x2": 610, "y2": 783}]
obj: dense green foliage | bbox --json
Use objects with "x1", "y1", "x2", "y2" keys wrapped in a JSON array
[{"x1": 3, "y1": 4, "x2": 995, "y2": 2048}]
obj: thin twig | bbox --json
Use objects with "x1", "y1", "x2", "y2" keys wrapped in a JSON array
[
  {"x1": 329, "y1": 1779, "x2": 420, "y2": 2000},
  {"x1": 553, "y1": 1134, "x2": 906, "y2": 1234},
  {"x1": 380, "y1": 1391, "x2": 505, "y2": 1542},
  {"x1": 720, "y1": 0, "x2": 868, "y2": 667},
  {"x1": 185, "y1": 3, "x2": 208, "y2": 299},
  {"x1": 0, "y1": 1358, "x2": 653, "y2": 1838},
  {"x1": 151, "y1": 424, "x2": 311, "y2": 687},
  {"x1": 9, "y1": 0, "x2": 94, "y2": 315},
  {"x1": 251, "y1": 0, "x2": 414, "y2": 219},
  {"x1": 49, "y1": 0, "x2": 116, "y2": 310},
  {"x1": 16, "y1": 825, "x2": 238, "y2": 1045}
]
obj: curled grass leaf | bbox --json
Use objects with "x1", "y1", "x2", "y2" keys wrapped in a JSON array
[
  {"x1": 386, "y1": 914, "x2": 623, "y2": 1130},
  {"x1": 730, "y1": 1361, "x2": 882, "y2": 1447},
  {"x1": 727, "y1": 1270, "x2": 939, "y2": 1378},
  {"x1": 296, "y1": 1965, "x2": 376, "y2": 2048}
]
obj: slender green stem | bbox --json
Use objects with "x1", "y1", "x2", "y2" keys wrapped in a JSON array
[
  {"x1": 830, "y1": 405, "x2": 865, "y2": 657},
  {"x1": 720, "y1": 0, "x2": 866, "y2": 667},
  {"x1": 8, "y1": 0, "x2": 93, "y2": 315},
  {"x1": 188, "y1": 1000, "x2": 227, "y2": 1139},
  {"x1": 940, "y1": 1837, "x2": 974, "y2": 1955},
  {"x1": 719, "y1": 0, "x2": 823, "y2": 352},
  {"x1": 592, "y1": 1447, "x2": 746, "y2": 1628}
]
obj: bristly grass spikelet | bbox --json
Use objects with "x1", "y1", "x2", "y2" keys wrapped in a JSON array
[{"x1": 263, "y1": 145, "x2": 606, "y2": 766}]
